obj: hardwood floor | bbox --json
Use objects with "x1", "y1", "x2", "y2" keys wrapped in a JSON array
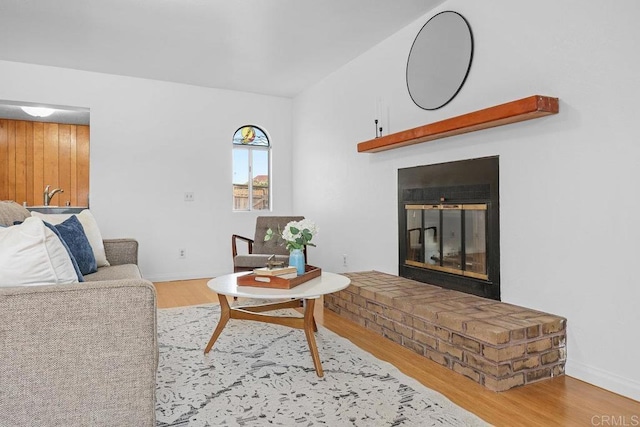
[{"x1": 154, "y1": 279, "x2": 640, "y2": 427}]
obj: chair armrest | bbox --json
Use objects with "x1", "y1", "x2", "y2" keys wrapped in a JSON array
[
  {"x1": 232, "y1": 234, "x2": 254, "y2": 257},
  {"x1": 0, "y1": 280, "x2": 157, "y2": 426},
  {"x1": 104, "y1": 238, "x2": 138, "y2": 266}
]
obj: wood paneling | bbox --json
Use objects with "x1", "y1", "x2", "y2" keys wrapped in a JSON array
[
  {"x1": 0, "y1": 119, "x2": 89, "y2": 206},
  {"x1": 76, "y1": 125, "x2": 90, "y2": 207},
  {"x1": 6, "y1": 120, "x2": 15, "y2": 201},
  {"x1": 0, "y1": 121, "x2": 6, "y2": 200},
  {"x1": 32, "y1": 122, "x2": 44, "y2": 206}
]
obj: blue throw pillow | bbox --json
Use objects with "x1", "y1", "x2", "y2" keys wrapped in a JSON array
[
  {"x1": 43, "y1": 222, "x2": 85, "y2": 282},
  {"x1": 53, "y1": 215, "x2": 97, "y2": 276}
]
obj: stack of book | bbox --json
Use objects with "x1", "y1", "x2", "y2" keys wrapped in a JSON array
[{"x1": 252, "y1": 266, "x2": 297, "y2": 281}]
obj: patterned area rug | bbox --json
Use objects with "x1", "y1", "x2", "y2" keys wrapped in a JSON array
[{"x1": 156, "y1": 302, "x2": 489, "y2": 426}]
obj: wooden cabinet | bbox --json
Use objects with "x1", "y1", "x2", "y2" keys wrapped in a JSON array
[{"x1": 0, "y1": 119, "x2": 89, "y2": 207}]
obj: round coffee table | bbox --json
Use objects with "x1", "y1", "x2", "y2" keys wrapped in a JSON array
[{"x1": 205, "y1": 271, "x2": 350, "y2": 377}]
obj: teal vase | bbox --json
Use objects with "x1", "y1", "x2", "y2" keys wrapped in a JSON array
[{"x1": 289, "y1": 248, "x2": 305, "y2": 276}]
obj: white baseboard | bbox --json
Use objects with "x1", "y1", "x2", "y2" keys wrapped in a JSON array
[{"x1": 566, "y1": 359, "x2": 640, "y2": 402}]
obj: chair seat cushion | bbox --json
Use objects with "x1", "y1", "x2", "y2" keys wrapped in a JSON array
[{"x1": 234, "y1": 254, "x2": 290, "y2": 269}]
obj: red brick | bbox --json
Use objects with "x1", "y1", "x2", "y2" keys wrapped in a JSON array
[
  {"x1": 334, "y1": 271, "x2": 567, "y2": 393},
  {"x1": 434, "y1": 327, "x2": 450, "y2": 341},
  {"x1": 410, "y1": 317, "x2": 433, "y2": 333},
  {"x1": 541, "y1": 349, "x2": 562, "y2": 365},
  {"x1": 482, "y1": 344, "x2": 525, "y2": 362},
  {"x1": 426, "y1": 349, "x2": 449, "y2": 367},
  {"x1": 359, "y1": 287, "x2": 376, "y2": 300},
  {"x1": 512, "y1": 356, "x2": 540, "y2": 372},
  {"x1": 384, "y1": 306, "x2": 406, "y2": 323},
  {"x1": 553, "y1": 334, "x2": 566, "y2": 348},
  {"x1": 411, "y1": 304, "x2": 439, "y2": 322},
  {"x1": 383, "y1": 328, "x2": 402, "y2": 345},
  {"x1": 530, "y1": 315, "x2": 566, "y2": 334},
  {"x1": 338, "y1": 290, "x2": 353, "y2": 302},
  {"x1": 466, "y1": 310, "x2": 501, "y2": 320},
  {"x1": 482, "y1": 318, "x2": 527, "y2": 342},
  {"x1": 484, "y1": 374, "x2": 525, "y2": 392},
  {"x1": 403, "y1": 339, "x2": 425, "y2": 356},
  {"x1": 552, "y1": 364, "x2": 565, "y2": 377},
  {"x1": 376, "y1": 317, "x2": 395, "y2": 330},
  {"x1": 437, "y1": 311, "x2": 470, "y2": 332},
  {"x1": 465, "y1": 320, "x2": 511, "y2": 345},
  {"x1": 452, "y1": 333, "x2": 481, "y2": 353},
  {"x1": 374, "y1": 291, "x2": 397, "y2": 306},
  {"x1": 482, "y1": 302, "x2": 529, "y2": 314},
  {"x1": 465, "y1": 352, "x2": 511, "y2": 378},
  {"x1": 526, "y1": 338, "x2": 552, "y2": 354},
  {"x1": 366, "y1": 301, "x2": 384, "y2": 314},
  {"x1": 452, "y1": 362, "x2": 481, "y2": 383},
  {"x1": 360, "y1": 310, "x2": 376, "y2": 322},
  {"x1": 345, "y1": 301, "x2": 360, "y2": 314},
  {"x1": 352, "y1": 295, "x2": 366, "y2": 307},
  {"x1": 364, "y1": 320, "x2": 383, "y2": 335},
  {"x1": 438, "y1": 340, "x2": 463, "y2": 360},
  {"x1": 526, "y1": 367, "x2": 552, "y2": 383},
  {"x1": 392, "y1": 298, "x2": 416, "y2": 313},
  {"x1": 414, "y1": 331, "x2": 437, "y2": 350},
  {"x1": 393, "y1": 322, "x2": 414, "y2": 339},
  {"x1": 453, "y1": 296, "x2": 497, "y2": 307},
  {"x1": 527, "y1": 326, "x2": 541, "y2": 338}
]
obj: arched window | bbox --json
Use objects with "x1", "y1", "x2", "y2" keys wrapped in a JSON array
[{"x1": 232, "y1": 125, "x2": 271, "y2": 211}]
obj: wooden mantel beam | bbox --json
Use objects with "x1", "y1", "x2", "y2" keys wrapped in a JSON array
[{"x1": 357, "y1": 95, "x2": 559, "y2": 153}]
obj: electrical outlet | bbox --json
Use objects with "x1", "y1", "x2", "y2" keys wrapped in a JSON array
[
  {"x1": 184, "y1": 192, "x2": 195, "y2": 202},
  {"x1": 179, "y1": 248, "x2": 186, "y2": 259},
  {"x1": 343, "y1": 254, "x2": 348, "y2": 267}
]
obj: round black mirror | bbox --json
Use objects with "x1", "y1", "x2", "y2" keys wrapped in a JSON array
[{"x1": 406, "y1": 11, "x2": 473, "y2": 110}]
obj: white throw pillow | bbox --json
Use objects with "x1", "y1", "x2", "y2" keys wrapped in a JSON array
[
  {"x1": 0, "y1": 217, "x2": 78, "y2": 286},
  {"x1": 31, "y1": 210, "x2": 110, "y2": 267}
]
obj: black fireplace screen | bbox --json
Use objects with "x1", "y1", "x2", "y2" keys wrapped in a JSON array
[{"x1": 398, "y1": 156, "x2": 500, "y2": 300}]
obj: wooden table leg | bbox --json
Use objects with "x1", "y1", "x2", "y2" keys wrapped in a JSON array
[
  {"x1": 204, "y1": 293, "x2": 230, "y2": 354},
  {"x1": 204, "y1": 295, "x2": 325, "y2": 377},
  {"x1": 303, "y1": 298, "x2": 323, "y2": 377}
]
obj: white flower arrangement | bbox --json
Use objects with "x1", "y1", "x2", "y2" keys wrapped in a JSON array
[{"x1": 265, "y1": 219, "x2": 318, "y2": 251}]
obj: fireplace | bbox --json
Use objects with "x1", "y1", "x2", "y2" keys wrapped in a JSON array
[{"x1": 398, "y1": 157, "x2": 500, "y2": 300}]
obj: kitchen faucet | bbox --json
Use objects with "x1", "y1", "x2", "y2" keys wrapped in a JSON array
[{"x1": 44, "y1": 185, "x2": 64, "y2": 206}]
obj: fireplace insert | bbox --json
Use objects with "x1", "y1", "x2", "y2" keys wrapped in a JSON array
[{"x1": 398, "y1": 157, "x2": 500, "y2": 300}]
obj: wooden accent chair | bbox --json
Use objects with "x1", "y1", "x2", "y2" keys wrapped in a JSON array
[{"x1": 232, "y1": 216, "x2": 308, "y2": 272}]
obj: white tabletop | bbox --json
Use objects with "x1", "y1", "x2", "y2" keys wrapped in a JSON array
[{"x1": 207, "y1": 271, "x2": 351, "y2": 299}]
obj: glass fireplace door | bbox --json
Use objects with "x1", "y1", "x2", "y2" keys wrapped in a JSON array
[{"x1": 405, "y1": 204, "x2": 488, "y2": 280}]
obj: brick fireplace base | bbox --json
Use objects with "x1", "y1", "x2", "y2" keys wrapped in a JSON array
[{"x1": 324, "y1": 271, "x2": 567, "y2": 392}]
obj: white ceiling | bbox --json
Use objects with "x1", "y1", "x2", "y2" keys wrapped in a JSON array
[{"x1": 0, "y1": 0, "x2": 443, "y2": 98}]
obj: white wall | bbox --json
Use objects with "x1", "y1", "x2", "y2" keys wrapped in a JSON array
[
  {"x1": 292, "y1": 0, "x2": 640, "y2": 400},
  {"x1": 0, "y1": 60, "x2": 294, "y2": 281}
]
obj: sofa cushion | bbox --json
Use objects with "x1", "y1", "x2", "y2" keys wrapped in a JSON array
[
  {"x1": 83, "y1": 264, "x2": 142, "y2": 282},
  {"x1": 0, "y1": 201, "x2": 31, "y2": 227},
  {"x1": 0, "y1": 217, "x2": 78, "y2": 286},
  {"x1": 31, "y1": 210, "x2": 110, "y2": 268},
  {"x1": 42, "y1": 222, "x2": 85, "y2": 282},
  {"x1": 51, "y1": 215, "x2": 97, "y2": 276}
]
